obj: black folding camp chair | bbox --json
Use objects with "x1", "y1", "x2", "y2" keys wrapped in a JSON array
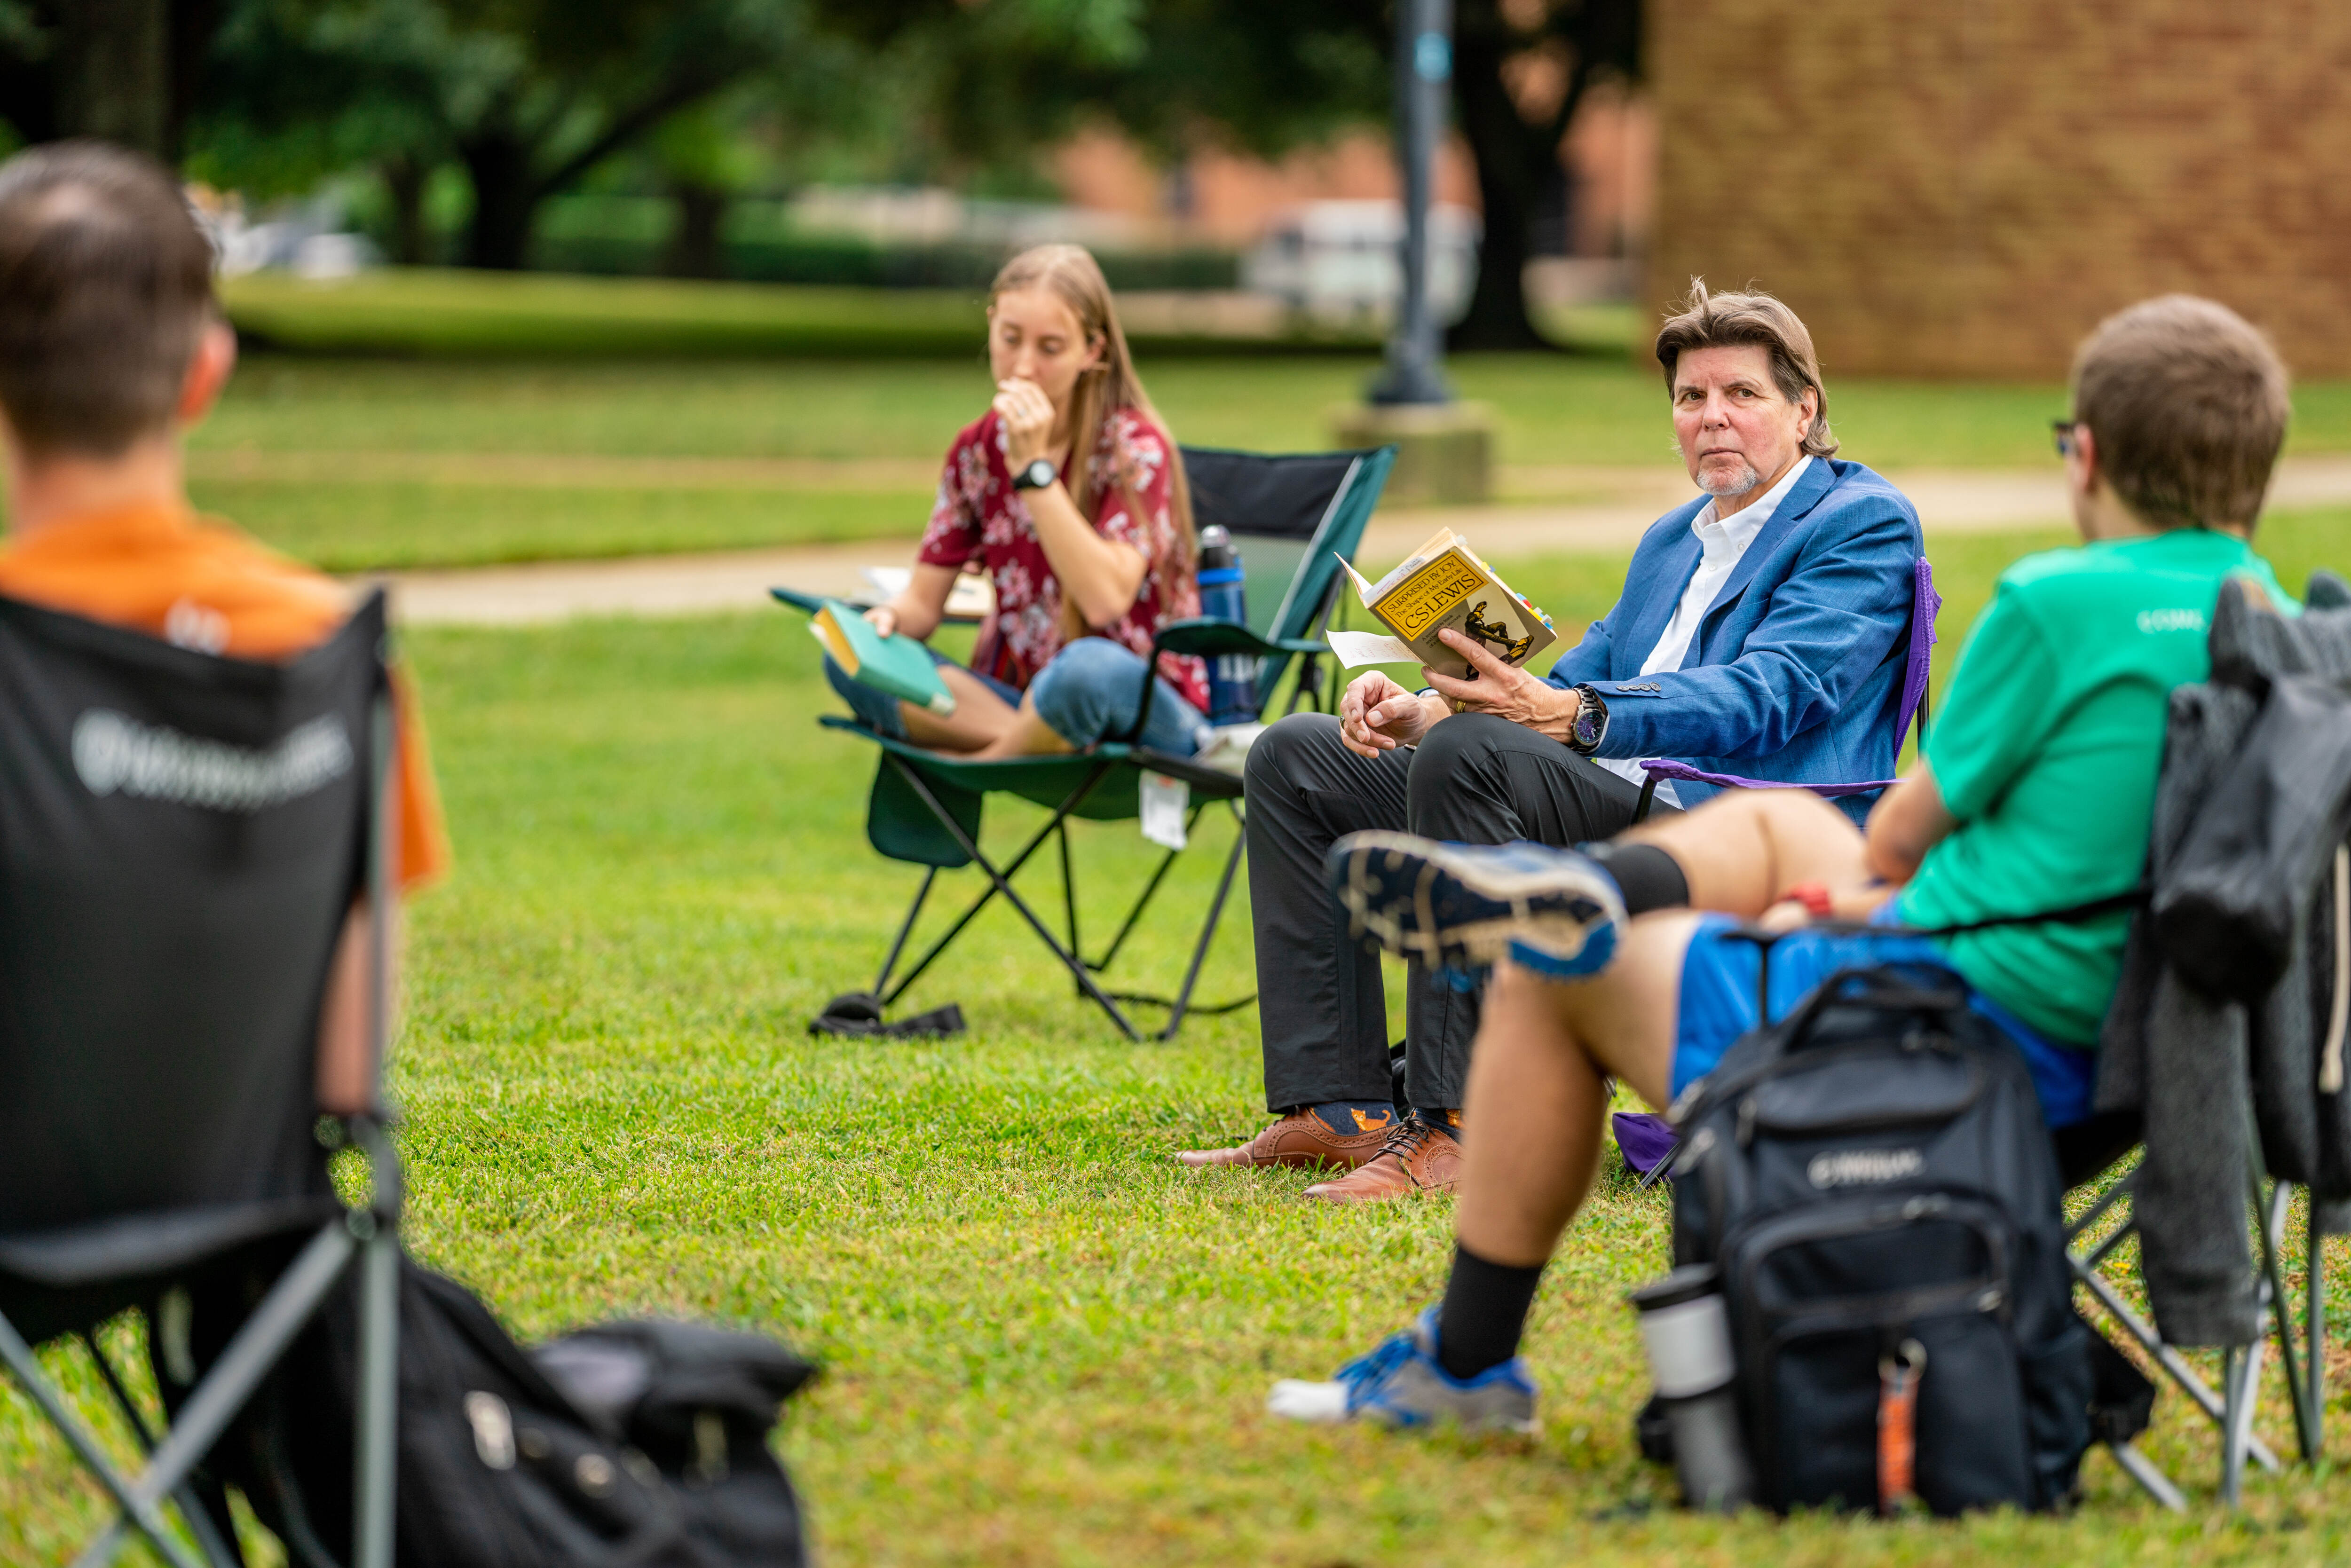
[
  {"x1": 0, "y1": 592, "x2": 403, "y2": 1566},
  {"x1": 2056, "y1": 1117, "x2": 2328, "y2": 1509},
  {"x1": 778, "y1": 443, "x2": 1395, "y2": 1040}
]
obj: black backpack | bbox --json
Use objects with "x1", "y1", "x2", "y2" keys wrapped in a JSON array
[
  {"x1": 1663, "y1": 963, "x2": 2096, "y2": 1515},
  {"x1": 164, "y1": 1245, "x2": 815, "y2": 1566}
]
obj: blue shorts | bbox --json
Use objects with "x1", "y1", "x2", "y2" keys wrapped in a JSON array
[{"x1": 1669, "y1": 910, "x2": 2099, "y2": 1130}]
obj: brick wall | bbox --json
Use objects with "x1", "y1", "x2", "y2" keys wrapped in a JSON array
[{"x1": 1647, "y1": 0, "x2": 2351, "y2": 377}]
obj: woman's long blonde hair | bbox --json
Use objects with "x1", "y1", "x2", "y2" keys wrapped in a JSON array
[{"x1": 988, "y1": 244, "x2": 1195, "y2": 608}]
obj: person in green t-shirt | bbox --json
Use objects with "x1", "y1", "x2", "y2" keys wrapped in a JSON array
[
  {"x1": 1898, "y1": 528, "x2": 2294, "y2": 1045},
  {"x1": 1258, "y1": 296, "x2": 2307, "y2": 1434}
]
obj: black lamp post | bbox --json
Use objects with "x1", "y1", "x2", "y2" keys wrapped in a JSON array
[{"x1": 1369, "y1": 0, "x2": 1454, "y2": 407}]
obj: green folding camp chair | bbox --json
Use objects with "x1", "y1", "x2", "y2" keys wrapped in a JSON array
[{"x1": 776, "y1": 443, "x2": 1394, "y2": 1040}]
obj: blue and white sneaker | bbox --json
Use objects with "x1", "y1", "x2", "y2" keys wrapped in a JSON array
[
  {"x1": 1267, "y1": 1308, "x2": 1538, "y2": 1434},
  {"x1": 1325, "y1": 831, "x2": 1626, "y2": 980}
]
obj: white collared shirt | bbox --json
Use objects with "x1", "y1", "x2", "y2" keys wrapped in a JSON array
[{"x1": 1591, "y1": 455, "x2": 1814, "y2": 802}]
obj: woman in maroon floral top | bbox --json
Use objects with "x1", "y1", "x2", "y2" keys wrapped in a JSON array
[{"x1": 824, "y1": 244, "x2": 1212, "y2": 758}]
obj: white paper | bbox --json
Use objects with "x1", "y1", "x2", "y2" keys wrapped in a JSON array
[
  {"x1": 1140, "y1": 771, "x2": 1189, "y2": 851},
  {"x1": 1325, "y1": 629, "x2": 1422, "y2": 668},
  {"x1": 1192, "y1": 722, "x2": 1266, "y2": 777},
  {"x1": 859, "y1": 565, "x2": 993, "y2": 620}
]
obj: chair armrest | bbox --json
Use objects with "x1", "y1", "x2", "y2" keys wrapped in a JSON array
[
  {"x1": 1149, "y1": 617, "x2": 1322, "y2": 661},
  {"x1": 1639, "y1": 758, "x2": 1895, "y2": 799}
]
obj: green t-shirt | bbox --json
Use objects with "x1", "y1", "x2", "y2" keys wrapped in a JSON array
[{"x1": 1896, "y1": 529, "x2": 2296, "y2": 1046}]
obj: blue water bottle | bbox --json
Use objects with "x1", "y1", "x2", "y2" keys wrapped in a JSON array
[{"x1": 1197, "y1": 524, "x2": 1258, "y2": 724}]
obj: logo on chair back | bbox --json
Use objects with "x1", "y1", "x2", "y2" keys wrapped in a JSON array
[
  {"x1": 72, "y1": 709, "x2": 353, "y2": 812},
  {"x1": 1806, "y1": 1147, "x2": 1925, "y2": 1189}
]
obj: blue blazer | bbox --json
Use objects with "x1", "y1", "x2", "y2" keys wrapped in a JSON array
[{"x1": 1545, "y1": 457, "x2": 1922, "y2": 822}]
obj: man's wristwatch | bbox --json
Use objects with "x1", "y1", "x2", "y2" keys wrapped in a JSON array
[
  {"x1": 1566, "y1": 683, "x2": 1609, "y2": 755},
  {"x1": 1011, "y1": 458, "x2": 1058, "y2": 491}
]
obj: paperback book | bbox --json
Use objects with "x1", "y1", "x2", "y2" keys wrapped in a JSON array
[
  {"x1": 807, "y1": 599, "x2": 957, "y2": 716},
  {"x1": 1328, "y1": 528, "x2": 1558, "y2": 679}
]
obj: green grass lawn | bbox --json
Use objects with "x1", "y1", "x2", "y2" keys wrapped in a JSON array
[
  {"x1": 182, "y1": 344, "x2": 2351, "y2": 571},
  {"x1": 10, "y1": 527, "x2": 2351, "y2": 1565}
]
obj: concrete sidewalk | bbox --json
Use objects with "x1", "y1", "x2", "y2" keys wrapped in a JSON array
[{"x1": 371, "y1": 456, "x2": 2351, "y2": 627}]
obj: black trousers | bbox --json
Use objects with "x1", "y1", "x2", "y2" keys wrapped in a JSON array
[{"x1": 1241, "y1": 710, "x2": 1672, "y2": 1114}]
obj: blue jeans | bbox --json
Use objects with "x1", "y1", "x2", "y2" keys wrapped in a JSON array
[{"x1": 824, "y1": 636, "x2": 1211, "y2": 754}]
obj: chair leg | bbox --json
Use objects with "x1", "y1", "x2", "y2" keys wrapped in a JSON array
[
  {"x1": 888, "y1": 761, "x2": 1140, "y2": 1039},
  {"x1": 0, "y1": 1309, "x2": 206, "y2": 1568},
  {"x1": 2108, "y1": 1439, "x2": 2189, "y2": 1513},
  {"x1": 2254, "y1": 1178, "x2": 2318, "y2": 1464},
  {"x1": 2223, "y1": 1334, "x2": 2265, "y2": 1505},
  {"x1": 2309, "y1": 1216, "x2": 2327, "y2": 1458},
  {"x1": 1089, "y1": 833, "x2": 1191, "y2": 975},
  {"x1": 876, "y1": 757, "x2": 1115, "y2": 1010},
  {"x1": 2075, "y1": 1261, "x2": 2282, "y2": 1473},
  {"x1": 872, "y1": 868, "x2": 936, "y2": 998},
  {"x1": 354, "y1": 1218, "x2": 400, "y2": 1568},
  {"x1": 78, "y1": 1331, "x2": 244, "y2": 1568},
  {"x1": 1158, "y1": 805, "x2": 1250, "y2": 1042},
  {"x1": 1058, "y1": 819, "x2": 1082, "y2": 998}
]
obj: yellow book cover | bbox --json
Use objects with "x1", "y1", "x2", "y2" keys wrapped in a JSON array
[{"x1": 1336, "y1": 529, "x2": 1558, "y2": 679}]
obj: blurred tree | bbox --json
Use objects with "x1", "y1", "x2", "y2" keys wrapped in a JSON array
[
  {"x1": 0, "y1": 0, "x2": 229, "y2": 159},
  {"x1": 1448, "y1": 0, "x2": 1640, "y2": 349},
  {"x1": 651, "y1": 106, "x2": 751, "y2": 280},
  {"x1": 817, "y1": 0, "x2": 1638, "y2": 349},
  {"x1": 440, "y1": 0, "x2": 811, "y2": 269},
  {"x1": 188, "y1": 0, "x2": 817, "y2": 268},
  {"x1": 643, "y1": 29, "x2": 875, "y2": 282},
  {"x1": 187, "y1": 0, "x2": 482, "y2": 260},
  {"x1": 813, "y1": 0, "x2": 1385, "y2": 175}
]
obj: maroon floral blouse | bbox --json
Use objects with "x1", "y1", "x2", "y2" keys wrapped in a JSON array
[{"x1": 918, "y1": 406, "x2": 1208, "y2": 715}]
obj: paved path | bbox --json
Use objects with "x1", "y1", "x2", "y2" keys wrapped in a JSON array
[{"x1": 371, "y1": 456, "x2": 2351, "y2": 627}]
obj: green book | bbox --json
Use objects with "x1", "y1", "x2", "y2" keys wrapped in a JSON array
[{"x1": 807, "y1": 599, "x2": 956, "y2": 716}]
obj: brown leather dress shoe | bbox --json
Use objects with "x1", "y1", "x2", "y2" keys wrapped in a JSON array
[
  {"x1": 1174, "y1": 1108, "x2": 1396, "y2": 1171},
  {"x1": 1303, "y1": 1118, "x2": 1462, "y2": 1202}
]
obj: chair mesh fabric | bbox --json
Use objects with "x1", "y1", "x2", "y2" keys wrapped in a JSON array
[
  {"x1": 1184, "y1": 445, "x2": 1390, "y2": 656},
  {"x1": 0, "y1": 594, "x2": 382, "y2": 1237}
]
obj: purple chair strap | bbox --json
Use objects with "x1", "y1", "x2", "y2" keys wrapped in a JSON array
[
  {"x1": 1896, "y1": 556, "x2": 1942, "y2": 744},
  {"x1": 1638, "y1": 758, "x2": 1896, "y2": 799}
]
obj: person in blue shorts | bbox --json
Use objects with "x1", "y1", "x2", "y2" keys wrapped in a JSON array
[{"x1": 1263, "y1": 294, "x2": 2302, "y2": 1435}]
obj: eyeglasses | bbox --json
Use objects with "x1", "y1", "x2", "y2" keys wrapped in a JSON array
[{"x1": 2051, "y1": 419, "x2": 2083, "y2": 458}]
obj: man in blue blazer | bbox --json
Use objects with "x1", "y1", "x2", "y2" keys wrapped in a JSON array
[{"x1": 1176, "y1": 283, "x2": 1925, "y2": 1199}]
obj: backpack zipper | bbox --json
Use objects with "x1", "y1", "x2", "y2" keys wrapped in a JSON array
[
  {"x1": 1736, "y1": 1058, "x2": 1986, "y2": 1147},
  {"x1": 1696, "y1": 1031, "x2": 1977, "y2": 1136},
  {"x1": 1729, "y1": 1192, "x2": 2014, "y2": 1331}
]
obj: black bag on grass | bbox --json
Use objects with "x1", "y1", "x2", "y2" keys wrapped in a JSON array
[
  {"x1": 166, "y1": 1244, "x2": 815, "y2": 1567},
  {"x1": 1664, "y1": 964, "x2": 2095, "y2": 1515}
]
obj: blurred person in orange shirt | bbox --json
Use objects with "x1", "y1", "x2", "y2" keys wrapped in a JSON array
[{"x1": 0, "y1": 141, "x2": 450, "y2": 1111}]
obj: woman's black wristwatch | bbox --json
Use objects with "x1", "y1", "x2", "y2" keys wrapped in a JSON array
[
  {"x1": 1012, "y1": 458, "x2": 1057, "y2": 491},
  {"x1": 1566, "y1": 683, "x2": 1609, "y2": 755}
]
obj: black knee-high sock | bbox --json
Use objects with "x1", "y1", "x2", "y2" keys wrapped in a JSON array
[
  {"x1": 1581, "y1": 841, "x2": 1689, "y2": 915},
  {"x1": 1436, "y1": 1242, "x2": 1545, "y2": 1381}
]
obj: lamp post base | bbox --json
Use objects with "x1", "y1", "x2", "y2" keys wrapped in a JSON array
[{"x1": 1331, "y1": 400, "x2": 1496, "y2": 505}]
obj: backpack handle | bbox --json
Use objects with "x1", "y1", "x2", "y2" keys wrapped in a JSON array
[{"x1": 1753, "y1": 959, "x2": 1967, "y2": 1054}]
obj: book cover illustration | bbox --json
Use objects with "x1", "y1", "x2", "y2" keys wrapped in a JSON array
[{"x1": 1329, "y1": 529, "x2": 1558, "y2": 680}]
